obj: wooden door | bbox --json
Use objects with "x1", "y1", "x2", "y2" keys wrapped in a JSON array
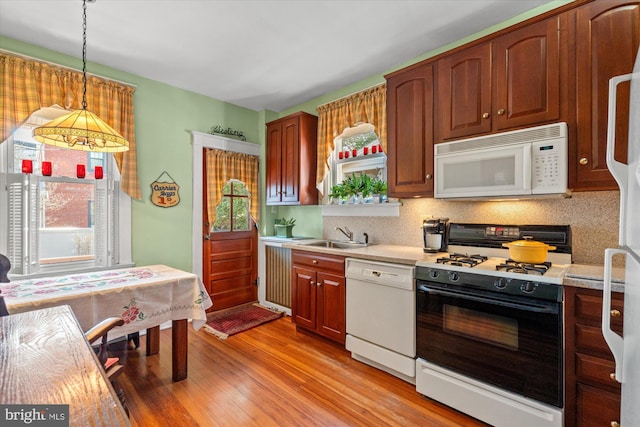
[
  {"x1": 386, "y1": 61, "x2": 435, "y2": 198},
  {"x1": 573, "y1": 0, "x2": 639, "y2": 190},
  {"x1": 292, "y1": 265, "x2": 316, "y2": 330},
  {"x1": 316, "y1": 271, "x2": 345, "y2": 343},
  {"x1": 265, "y1": 121, "x2": 283, "y2": 204},
  {"x1": 493, "y1": 17, "x2": 561, "y2": 131},
  {"x1": 437, "y1": 42, "x2": 492, "y2": 141},
  {"x1": 202, "y1": 165, "x2": 258, "y2": 312},
  {"x1": 280, "y1": 115, "x2": 300, "y2": 204}
]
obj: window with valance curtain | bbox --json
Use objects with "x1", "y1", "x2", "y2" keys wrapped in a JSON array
[
  {"x1": 205, "y1": 148, "x2": 260, "y2": 229},
  {"x1": 315, "y1": 83, "x2": 387, "y2": 189},
  {"x1": 0, "y1": 52, "x2": 141, "y2": 199}
]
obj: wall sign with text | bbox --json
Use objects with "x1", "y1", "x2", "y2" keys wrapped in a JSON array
[{"x1": 150, "y1": 171, "x2": 180, "y2": 208}]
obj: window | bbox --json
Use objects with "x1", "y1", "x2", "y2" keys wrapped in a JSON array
[
  {"x1": 211, "y1": 180, "x2": 251, "y2": 232},
  {"x1": 0, "y1": 111, "x2": 132, "y2": 278}
]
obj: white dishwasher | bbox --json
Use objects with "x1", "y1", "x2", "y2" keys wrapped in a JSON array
[{"x1": 345, "y1": 258, "x2": 416, "y2": 383}]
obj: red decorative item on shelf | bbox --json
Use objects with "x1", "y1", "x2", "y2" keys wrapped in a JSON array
[
  {"x1": 363, "y1": 147, "x2": 369, "y2": 155},
  {"x1": 338, "y1": 151, "x2": 344, "y2": 160},
  {"x1": 77, "y1": 164, "x2": 86, "y2": 179},
  {"x1": 21, "y1": 159, "x2": 33, "y2": 174},
  {"x1": 378, "y1": 144, "x2": 383, "y2": 153},
  {"x1": 94, "y1": 166, "x2": 103, "y2": 179},
  {"x1": 372, "y1": 145, "x2": 377, "y2": 154},
  {"x1": 352, "y1": 149, "x2": 357, "y2": 157},
  {"x1": 42, "y1": 161, "x2": 52, "y2": 176},
  {"x1": 344, "y1": 150, "x2": 350, "y2": 158}
]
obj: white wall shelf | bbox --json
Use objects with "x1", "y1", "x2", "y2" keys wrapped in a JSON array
[{"x1": 320, "y1": 202, "x2": 401, "y2": 217}]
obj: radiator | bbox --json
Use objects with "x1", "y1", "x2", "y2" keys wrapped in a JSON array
[{"x1": 265, "y1": 246, "x2": 291, "y2": 308}]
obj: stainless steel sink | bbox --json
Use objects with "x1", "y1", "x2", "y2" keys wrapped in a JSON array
[{"x1": 302, "y1": 240, "x2": 370, "y2": 249}]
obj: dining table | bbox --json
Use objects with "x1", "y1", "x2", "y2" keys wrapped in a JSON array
[
  {"x1": 0, "y1": 304, "x2": 131, "y2": 426},
  {"x1": 0, "y1": 264, "x2": 213, "y2": 381}
]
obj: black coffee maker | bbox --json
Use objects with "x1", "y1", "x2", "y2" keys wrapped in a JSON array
[{"x1": 423, "y1": 218, "x2": 449, "y2": 253}]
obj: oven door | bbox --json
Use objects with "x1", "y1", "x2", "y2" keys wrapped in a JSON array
[{"x1": 416, "y1": 281, "x2": 562, "y2": 408}]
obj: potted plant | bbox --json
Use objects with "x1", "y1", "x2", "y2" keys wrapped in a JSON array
[
  {"x1": 371, "y1": 178, "x2": 387, "y2": 203},
  {"x1": 274, "y1": 217, "x2": 296, "y2": 238},
  {"x1": 342, "y1": 173, "x2": 361, "y2": 204},
  {"x1": 328, "y1": 184, "x2": 348, "y2": 205}
]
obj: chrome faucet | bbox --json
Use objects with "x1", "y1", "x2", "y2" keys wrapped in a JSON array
[{"x1": 335, "y1": 226, "x2": 354, "y2": 241}]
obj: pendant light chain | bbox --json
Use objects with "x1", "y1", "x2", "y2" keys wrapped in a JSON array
[{"x1": 82, "y1": 0, "x2": 88, "y2": 110}]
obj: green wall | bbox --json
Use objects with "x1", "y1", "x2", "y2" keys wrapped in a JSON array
[{"x1": 1, "y1": 36, "x2": 263, "y2": 272}]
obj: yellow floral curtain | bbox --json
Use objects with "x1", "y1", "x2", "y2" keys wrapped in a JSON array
[
  {"x1": 316, "y1": 83, "x2": 387, "y2": 187},
  {"x1": 0, "y1": 52, "x2": 141, "y2": 199},
  {"x1": 205, "y1": 148, "x2": 260, "y2": 228}
]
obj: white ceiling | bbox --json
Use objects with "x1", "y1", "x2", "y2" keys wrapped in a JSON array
[{"x1": 0, "y1": 0, "x2": 554, "y2": 112}]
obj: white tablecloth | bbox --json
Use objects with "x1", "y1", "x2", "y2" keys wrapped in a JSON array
[{"x1": 1, "y1": 265, "x2": 212, "y2": 337}]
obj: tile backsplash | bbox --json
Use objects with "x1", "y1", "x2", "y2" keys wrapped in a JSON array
[{"x1": 323, "y1": 190, "x2": 620, "y2": 266}]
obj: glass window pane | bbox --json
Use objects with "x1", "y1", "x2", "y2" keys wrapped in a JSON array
[
  {"x1": 232, "y1": 197, "x2": 249, "y2": 231},
  {"x1": 232, "y1": 181, "x2": 249, "y2": 196},
  {"x1": 212, "y1": 196, "x2": 231, "y2": 231},
  {"x1": 39, "y1": 180, "x2": 96, "y2": 264}
]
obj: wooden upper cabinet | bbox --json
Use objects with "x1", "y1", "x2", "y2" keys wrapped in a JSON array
[
  {"x1": 493, "y1": 17, "x2": 560, "y2": 131},
  {"x1": 572, "y1": 0, "x2": 640, "y2": 191},
  {"x1": 385, "y1": 62, "x2": 435, "y2": 198},
  {"x1": 265, "y1": 112, "x2": 318, "y2": 205},
  {"x1": 436, "y1": 16, "x2": 561, "y2": 142},
  {"x1": 437, "y1": 43, "x2": 492, "y2": 140}
]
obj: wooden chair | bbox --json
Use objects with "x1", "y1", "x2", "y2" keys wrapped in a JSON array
[{"x1": 84, "y1": 317, "x2": 130, "y2": 417}]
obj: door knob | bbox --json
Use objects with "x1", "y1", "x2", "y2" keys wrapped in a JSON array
[
  {"x1": 611, "y1": 309, "x2": 621, "y2": 317},
  {"x1": 579, "y1": 157, "x2": 589, "y2": 165},
  {"x1": 497, "y1": 108, "x2": 505, "y2": 115},
  {"x1": 426, "y1": 174, "x2": 433, "y2": 180},
  {"x1": 482, "y1": 112, "x2": 490, "y2": 119}
]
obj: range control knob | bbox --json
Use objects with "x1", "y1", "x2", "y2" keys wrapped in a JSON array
[
  {"x1": 448, "y1": 271, "x2": 460, "y2": 282},
  {"x1": 429, "y1": 269, "x2": 439, "y2": 279},
  {"x1": 494, "y1": 278, "x2": 510, "y2": 290},
  {"x1": 521, "y1": 282, "x2": 538, "y2": 294}
]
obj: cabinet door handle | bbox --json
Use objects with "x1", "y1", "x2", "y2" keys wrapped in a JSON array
[
  {"x1": 497, "y1": 108, "x2": 505, "y2": 115},
  {"x1": 482, "y1": 112, "x2": 490, "y2": 119},
  {"x1": 312, "y1": 260, "x2": 318, "y2": 264},
  {"x1": 425, "y1": 174, "x2": 433, "y2": 180},
  {"x1": 611, "y1": 422, "x2": 620, "y2": 427},
  {"x1": 579, "y1": 157, "x2": 589, "y2": 165},
  {"x1": 309, "y1": 281, "x2": 315, "y2": 286},
  {"x1": 611, "y1": 309, "x2": 621, "y2": 317},
  {"x1": 610, "y1": 372, "x2": 616, "y2": 381},
  {"x1": 317, "y1": 281, "x2": 322, "y2": 287}
]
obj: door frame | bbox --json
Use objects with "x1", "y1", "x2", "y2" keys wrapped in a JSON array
[{"x1": 190, "y1": 131, "x2": 261, "y2": 281}]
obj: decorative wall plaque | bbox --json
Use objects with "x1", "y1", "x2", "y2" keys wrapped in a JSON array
[{"x1": 150, "y1": 171, "x2": 180, "y2": 208}]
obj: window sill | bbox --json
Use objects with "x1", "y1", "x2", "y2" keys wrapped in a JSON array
[{"x1": 320, "y1": 202, "x2": 401, "y2": 217}]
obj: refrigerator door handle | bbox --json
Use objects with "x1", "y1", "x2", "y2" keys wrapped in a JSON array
[
  {"x1": 602, "y1": 247, "x2": 626, "y2": 383},
  {"x1": 607, "y1": 74, "x2": 633, "y2": 246}
]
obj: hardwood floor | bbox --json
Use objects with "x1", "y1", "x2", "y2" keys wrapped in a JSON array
[{"x1": 113, "y1": 316, "x2": 487, "y2": 426}]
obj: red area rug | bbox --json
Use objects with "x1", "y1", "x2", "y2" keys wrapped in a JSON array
[{"x1": 202, "y1": 303, "x2": 284, "y2": 339}]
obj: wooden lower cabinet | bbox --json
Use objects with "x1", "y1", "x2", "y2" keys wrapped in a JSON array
[
  {"x1": 564, "y1": 286, "x2": 624, "y2": 427},
  {"x1": 291, "y1": 250, "x2": 345, "y2": 344}
]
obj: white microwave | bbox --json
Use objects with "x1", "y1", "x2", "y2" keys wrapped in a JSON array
[{"x1": 434, "y1": 122, "x2": 569, "y2": 199}]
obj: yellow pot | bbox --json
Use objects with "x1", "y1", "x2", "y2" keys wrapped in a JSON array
[{"x1": 501, "y1": 237, "x2": 556, "y2": 264}]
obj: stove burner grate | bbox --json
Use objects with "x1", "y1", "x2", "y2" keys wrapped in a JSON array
[
  {"x1": 437, "y1": 253, "x2": 488, "y2": 268},
  {"x1": 496, "y1": 259, "x2": 552, "y2": 276}
]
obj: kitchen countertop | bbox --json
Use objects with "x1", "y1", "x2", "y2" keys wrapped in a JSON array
[{"x1": 283, "y1": 240, "x2": 627, "y2": 292}]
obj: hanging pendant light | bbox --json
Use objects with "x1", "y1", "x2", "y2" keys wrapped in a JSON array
[{"x1": 33, "y1": 0, "x2": 129, "y2": 152}]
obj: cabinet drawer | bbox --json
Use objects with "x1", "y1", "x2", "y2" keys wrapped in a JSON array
[
  {"x1": 292, "y1": 250, "x2": 345, "y2": 274},
  {"x1": 575, "y1": 352, "x2": 620, "y2": 388},
  {"x1": 574, "y1": 323, "x2": 616, "y2": 357},
  {"x1": 576, "y1": 383, "x2": 620, "y2": 427},
  {"x1": 574, "y1": 291, "x2": 624, "y2": 327}
]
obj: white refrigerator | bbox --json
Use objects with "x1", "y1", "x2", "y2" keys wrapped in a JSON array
[{"x1": 602, "y1": 46, "x2": 640, "y2": 426}]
